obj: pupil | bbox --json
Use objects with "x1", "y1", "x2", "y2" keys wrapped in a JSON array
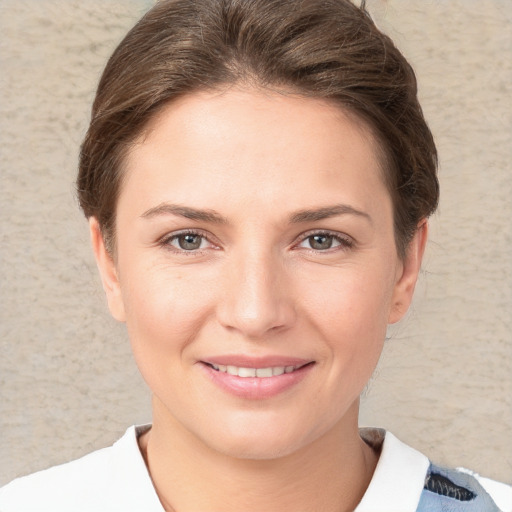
[
  {"x1": 311, "y1": 234, "x2": 332, "y2": 250},
  {"x1": 179, "y1": 234, "x2": 201, "y2": 250}
]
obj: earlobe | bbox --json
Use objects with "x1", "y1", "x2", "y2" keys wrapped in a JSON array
[
  {"x1": 388, "y1": 220, "x2": 429, "y2": 325},
  {"x1": 89, "y1": 218, "x2": 126, "y2": 322}
]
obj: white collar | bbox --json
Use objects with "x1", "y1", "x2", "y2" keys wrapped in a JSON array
[
  {"x1": 107, "y1": 424, "x2": 164, "y2": 511},
  {"x1": 355, "y1": 428, "x2": 430, "y2": 512}
]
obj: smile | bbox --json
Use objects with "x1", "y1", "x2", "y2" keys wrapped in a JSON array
[
  {"x1": 201, "y1": 359, "x2": 315, "y2": 399},
  {"x1": 209, "y1": 364, "x2": 303, "y2": 378}
]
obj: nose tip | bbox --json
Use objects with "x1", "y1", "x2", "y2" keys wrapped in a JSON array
[{"x1": 216, "y1": 257, "x2": 296, "y2": 338}]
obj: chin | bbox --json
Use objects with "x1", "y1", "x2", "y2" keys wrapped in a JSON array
[
  {"x1": 191, "y1": 411, "x2": 329, "y2": 461},
  {"x1": 210, "y1": 431, "x2": 306, "y2": 461}
]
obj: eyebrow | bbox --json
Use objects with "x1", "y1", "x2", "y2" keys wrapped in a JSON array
[
  {"x1": 141, "y1": 202, "x2": 371, "y2": 226},
  {"x1": 289, "y1": 204, "x2": 372, "y2": 224},
  {"x1": 141, "y1": 203, "x2": 228, "y2": 224}
]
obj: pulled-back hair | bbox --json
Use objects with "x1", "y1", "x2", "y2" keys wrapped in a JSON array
[{"x1": 77, "y1": 0, "x2": 439, "y2": 258}]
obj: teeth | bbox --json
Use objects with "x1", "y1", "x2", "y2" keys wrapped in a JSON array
[
  {"x1": 256, "y1": 367, "x2": 273, "y2": 378},
  {"x1": 210, "y1": 364, "x2": 300, "y2": 378},
  {"x1": 238, "y1": 367, "x2": 256, "y2": 378},
  {"x1": 227, "y1": 365, "x2": 238, "y2": 376}
]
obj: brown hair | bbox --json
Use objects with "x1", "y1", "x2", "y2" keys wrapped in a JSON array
[{"x1": 77, "y1": 0, "x2": 439, "y2": 258}]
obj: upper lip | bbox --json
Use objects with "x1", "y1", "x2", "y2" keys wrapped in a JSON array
[{"x1": 201, "y1": 355, "x2": 313, "y2": 368}]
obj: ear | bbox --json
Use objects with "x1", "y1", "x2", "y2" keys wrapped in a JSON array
[
  {"x1": 388, "y1": 219, "x2": 429, "y2": 324},
  {"x1": 89, "y1": 217, "x2": 126, "y2": 322}
]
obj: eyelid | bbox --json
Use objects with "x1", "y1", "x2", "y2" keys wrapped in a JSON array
[
  {"x1": 293, "y1": 229, "x2": 354, "y2": 251},
  {"x1": 158, "y1": 228, "x2": 220, "y2": 254}
]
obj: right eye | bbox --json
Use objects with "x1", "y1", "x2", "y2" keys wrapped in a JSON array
[
  {"x1": 172, "y1": 233, "x2": 207, "y2": 251},
  {"x1": 159, "y1": 230, "x2": 215, "y2": 253}
]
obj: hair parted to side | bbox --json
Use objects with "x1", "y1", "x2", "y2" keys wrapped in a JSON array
[{"x1": 77, "y1": 0, "x2": 439, "y2": 258}]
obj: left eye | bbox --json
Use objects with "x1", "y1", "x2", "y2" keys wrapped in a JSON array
[
  {"x1": 169, "y1": 233, "x2": 209, "y2": 251},
  {"x1": 298, "y1": 234, "x2": 346, "y2": 251}
]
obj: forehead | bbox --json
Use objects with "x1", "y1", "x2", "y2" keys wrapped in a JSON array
[
  {"x1": 139, "y1": 87, "x2": 382, "y2": 160},
  {"x1": 120, "y1": 88, "x2": 390, "y2": 219}
]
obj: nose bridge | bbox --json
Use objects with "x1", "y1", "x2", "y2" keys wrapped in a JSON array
[{"x1": 218, "y1": 246, "x2": 295, "y2": 338}]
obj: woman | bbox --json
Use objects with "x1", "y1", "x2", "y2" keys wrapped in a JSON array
[{"x1": 0, "y1": 0, "x2": 510, "y2": 510}]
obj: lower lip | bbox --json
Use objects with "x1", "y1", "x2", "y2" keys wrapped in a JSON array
[{"x1": 200, "y1": 363, "x2": 314, "y2": 400}]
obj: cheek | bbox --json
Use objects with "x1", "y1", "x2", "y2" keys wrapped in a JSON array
[
  {"x1": 299, "y1": 263, "x2": 395, "y2": 331},
  {"x1": 119, "y1": 264, "x2": 213, "y2": 359},
  {"x1": 297, "y1": 264, "x2": 394, "y2": 375}
]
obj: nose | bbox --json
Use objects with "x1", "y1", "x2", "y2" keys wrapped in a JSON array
[{"x1": 216, "y1": 250, "x2": 296, "y2": 339}]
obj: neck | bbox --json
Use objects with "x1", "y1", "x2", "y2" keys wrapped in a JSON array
[{"x1": 139, "y1": 397, "x2": 377, "y2": 512}]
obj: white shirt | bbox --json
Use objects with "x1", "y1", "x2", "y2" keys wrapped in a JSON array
[{"x1": 0, "y1": 426, "x2": 510, "y2": 512}]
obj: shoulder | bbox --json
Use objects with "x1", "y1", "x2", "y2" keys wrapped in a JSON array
[
  {"x1": 0, "y1": 442, "x2": 114, "y2": 511},
  {"x1": 356, "y1": 428, "x2": 512, "y2": 512},
  {"x1": 0, "y1": 425, "x2": 163, "y2": 512},
  {"x1": 418, "y1": 464, "x2": 512, "y2": 512}
]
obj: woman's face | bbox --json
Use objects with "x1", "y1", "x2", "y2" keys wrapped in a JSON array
[{"x1": 92, "y1": 88, "x2": 425, "y2": 459}]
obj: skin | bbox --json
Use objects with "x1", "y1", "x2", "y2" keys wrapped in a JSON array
[{"x1": 91, "y1": 88, "x2": 427, "y2": 512}]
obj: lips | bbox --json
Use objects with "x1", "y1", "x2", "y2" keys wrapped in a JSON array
[{"x1": 199, "y1": 356, "x2": 315, "y2": 399}]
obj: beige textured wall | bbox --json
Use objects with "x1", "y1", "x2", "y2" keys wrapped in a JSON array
[{"x1": 1, "y1": 0, "x2": 511, "y2": 486}]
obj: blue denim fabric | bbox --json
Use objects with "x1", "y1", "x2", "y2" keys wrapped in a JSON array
[{"x1": 416, "y1": 464, "x2": 501, "y2": 511}]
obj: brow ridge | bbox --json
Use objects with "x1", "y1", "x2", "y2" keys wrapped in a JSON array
[
  {"x1": 141, "y1": 202, "x2": 371, "y2": 225},
  {"x1": 289, "y1": 204, "x2": 372, "y2": 224},
  {"x1": 141, "y1": 203, "x2": 228, "y2": 224}
]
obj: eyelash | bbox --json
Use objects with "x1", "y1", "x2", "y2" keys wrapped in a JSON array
[
  {"x1": 158, "y1": 229, "x2": 218, "y2": 255},
  {"x1": 157, "y1": 229, "x2": 354, "y2": 255},
  {"x1": 295, "y1": 230, "x2": 354, "y2": 253}
]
